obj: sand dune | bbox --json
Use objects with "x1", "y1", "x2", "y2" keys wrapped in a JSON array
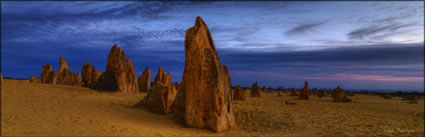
[{"x1": 2, "y1": 79, "x2": 424, "y2": 136}]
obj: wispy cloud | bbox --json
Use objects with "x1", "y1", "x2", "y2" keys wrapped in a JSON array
[
  {"x1": 285, "y1": 20, "x2": 328, "y2": 36},
  {"x1": 347, "y1": 22, "x2": 417, "y2": 40}
]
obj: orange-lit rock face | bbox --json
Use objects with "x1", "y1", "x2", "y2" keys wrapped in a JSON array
[
  {"x1": 96, "y1": 45, "x2": 138, "y2": 93},
  {"x1": 81, "y1": 62, "x2": 102, "y2": 88},
  {"x1": 41, "y1": 64, "x2": 56, "y2": 84},
  {"x1": 136, "y1": 69, "x2": 176, "y2": 114},
  {"x1": 173, "y1": 16, "x2": 235, "y2": 133},
  {"x1": 137, "y1": 82, "x2": 175, "y2": 114},
  {"x1": 154, "y1": 66, "x2": 166, "y2": 85},
  {"x1": 56, "y1": 57, "x2": 80, "y2": 86},
  {"x1": 138, "y1": 67, "x2": 151, "y2": 92}
]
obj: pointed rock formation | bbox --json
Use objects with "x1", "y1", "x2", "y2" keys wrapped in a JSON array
[
  {"x1": 125, "y1": 59, "x2": 139, "y2": 93},
  {"x1": 96, "y1": 44, "x2": 139, "y2": 93},
  {"x1": 136, "y1": 70, "x2": 176, "y2": 114},
  {"x1": 59, "y1": 57, "x2": 70, "y2": 73},
  {"x1": 55, "y1": 57, "x2": 80, "y2": 86},
  {"x1": 165, "y1": 72, "x2": 174, "y2": 93},
  {"x1": 76, "y1": 73, "x2": 82, "y2": 86},
  {"x1": 172, "y1": 16, "x2": 235, "y2": 132},
  {"x1": 81, "y1": 62, "x2": 102, "y2": 88},
  {"x1": 233, "y1": 85, "x2": 246, "y2": 100},
  {"x1": 138, "y1": 67, "x2": 151, "y2": 92},
  {"x1": 154, "y1": 66, "x2": 166, "y2": 85},
  {"x1": 250, "y1": 82, "x2": 262, "y2": 97},
  {"x1": 135, "y1": 82, "x2": 175, "y2": 114},
  {"x1": 41, "y1": 64, "x2": 57, "y2": 84},
  {"x1": 299, "y1": 81, "x2": 310, "y2": 100}
]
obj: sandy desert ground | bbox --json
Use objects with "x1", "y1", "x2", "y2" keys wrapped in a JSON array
[{"x1": 1, "y1": 79, "x2": 424, "y2": 136}]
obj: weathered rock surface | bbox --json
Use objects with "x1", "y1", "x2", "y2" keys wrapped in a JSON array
[
  {"x1": 41, "y1": 64, "x2": 57, "y2": 84},
  {"x1": 250, "y1": 82, "x2": 262, "y2": 97},
  {"x1": 56, "y1": 57, "x2": 80, "y2": 86},
  {"x1": 96, "y1": 45, "x2": 139, "y2": 93},
  {"x1": 135, "y1": 82, "x2": 175, "y2": 114},
  {"x1": 165, "y1": 72, "x2": 174, "y2": 94},
  {"x1": 172, "y1": 16, "x2": 235, "y2": 132},
  {"x1": 81, "y1": 62, "x2": 102, "y2": 88},
  {"x1": 233, "y1": 85, "x2": 246, "y2": 100},
  {"x1": 154, "y1": 66, "x2": 166, "y2": 85},
  {"x1": 138, "y1": 67, "x2": 151, "y2": 92},
  {"x1": 299, "y1": 81, "x2": 310, "y2": 100},
  {"x1": 136, "y1": 68, "x2": 176, "y2": 113}
]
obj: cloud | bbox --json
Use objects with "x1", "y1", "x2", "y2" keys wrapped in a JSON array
[
  {"x1": 285, "y1": 20, "x2": 328, "y2": 36},
  {"x1": 220, "y1": 43, "x2": 424, "y2": 79},
  {"x1": 347, "y1": 22, "x2": 417, "y2": 40}
]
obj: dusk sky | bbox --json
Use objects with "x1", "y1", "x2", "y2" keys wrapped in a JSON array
[{"x1": 1, "y1": 1, "x2": 424, "y2": 91}]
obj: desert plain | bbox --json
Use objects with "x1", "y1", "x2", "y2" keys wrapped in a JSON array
[{"x1": 2, "y1": 79, "x2": 424, "y2": 137}]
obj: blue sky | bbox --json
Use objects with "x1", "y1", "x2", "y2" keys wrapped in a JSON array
[{"x1": 1, "y1": 1, "x2": 424, "y2": 91}]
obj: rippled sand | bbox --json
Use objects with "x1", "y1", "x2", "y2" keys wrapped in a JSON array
[{"x1": 2, "y1": 79, "x2": 424, "y2": 136}]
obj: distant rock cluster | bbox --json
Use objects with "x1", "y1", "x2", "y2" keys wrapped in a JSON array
[
  {"x1": 136, "y1": 66, "x2": 176, "y2": 114},
  {"x1": 81, "y1": 62, "x2": 102, "y2": 88},
  {"x1": 299, "y1": 81, "x2": 310, "y2": 100},
  {"x1": 41, "y1": 64, "x2": 57, "y2": 84},
  {"x1": 29, "y1": 75, "x2": 41, "y2": 83},
  {"x1": 96, "y1": 45, "x2": 139, "y2": 93},
  {"x1": 332, "y1": 86, "x2": 351, "y2": 102},
  {"x1": 56, "y1": 57, "x2": 81, "y2": 86},
  {"x1": 33, "y1": 45, "x2": 143, "y2": 93},
  {"x1": 250, "y1": 82, "x2": 262, "y2": 97},
  {"x1": 317, "y1": 89, "x2": 327, "y2": 98},
  {"x1": 233, "y1": 85, "x2": 246, "y2": 100},
  {"x1": 290, "y1": 88, "x2": 298, "y2": 96}
]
